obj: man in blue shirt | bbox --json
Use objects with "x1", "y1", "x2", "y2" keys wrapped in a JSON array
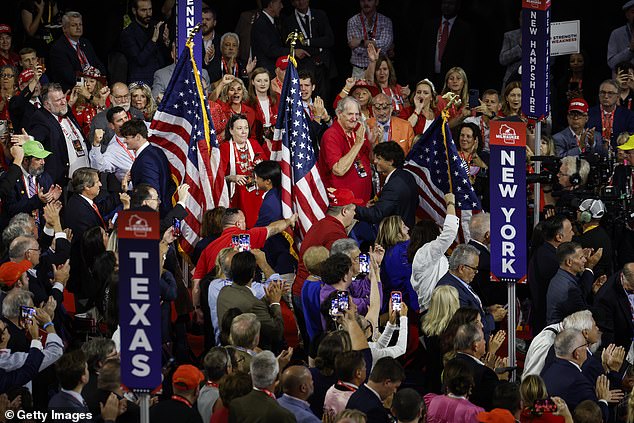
[{"x1": 278, "y1": 365, "x2": 321, "y2": 423}]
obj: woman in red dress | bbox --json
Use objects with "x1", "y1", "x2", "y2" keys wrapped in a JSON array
[
  {"x1": 365, "y1": 43, "x2": 410, "y2": 119},
  {"x1": 407, "y1": 78, "x2": 440, "y2": 135},
  {"x1": 212, "y1": 75, "x2": 256, "y2": 143},
  {"x1": 247, "y1": 67, "x2": 278, "y2": 155},
  {"x1": 436, "y1": 67, "x2": 471, "y2": 129},
  {"x1": 68, "y1": 66, "x2": 107, "y2": 136},
  {"x1": 220, "y1": 114, "x2": 269, "y2": 229}
]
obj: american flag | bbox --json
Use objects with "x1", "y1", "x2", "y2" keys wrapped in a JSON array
[
  {"x1": 149, "y1": 44, "x2": 228, "y2": 254},
  {"x1": 270, "y1": 58, "x2": 328, "y2": 237},
  {"x1": 404, "y1": 116, "x2": 481, "y2": 241}
]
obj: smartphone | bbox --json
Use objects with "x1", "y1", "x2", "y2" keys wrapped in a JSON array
[
  {"x1": 359, "y1": 253, "x2": 370, "y2": 275},
  {"x1": 111, "y1": 212, "x2": 119, "y2": 224},
  {"x1": 231, "y1": 235, "x2": 240, "y2": 249},
  {"x1": 238, "y1": 234, "x2": 250, "y2": 252},
  {"x1": 534, "y1": 398, "x2": 557, "y2": 413},
  {"x1": 391, "y1": 291, "x2": 402, "y2": 312},
  {"x1": 19, "y1": 305, "x2": 36, "y2": 326},
  {"x1": 76, "y1": 76, "x2": 84, "y2": 86},
  {"x1": 172, "y1": 218, "x2": 181, "y2": 237},
  {"x1": 337, "y1": 291, "x2": 349, "y2": 312},
  {"x1": 468, "y1": 89, "x2": 480, "y2": 109},
  {"x1": 329, "y1": 298, "x2": 339, "y2": 317}
]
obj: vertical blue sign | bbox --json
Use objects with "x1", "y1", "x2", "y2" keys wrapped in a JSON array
[
  {"x1": 118, "y1": 211, "x2": 162, "y2": 391},
  {"x1": 177, "y1": 0, "x2": 202, "y2": 64},
  {"x1": 522, "y1": 0, "x2": 550, "y2": 120},
  {"x1": 489, "y1": 121, "x2": 527, "y2": 283}
]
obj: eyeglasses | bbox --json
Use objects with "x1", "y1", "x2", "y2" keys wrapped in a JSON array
[
  {"x1": 599, "y1": 90, "x2": 618, "y2": 97},
  {"x1": 373, "y1": 104, "x2": 391, "y2": 110},
  {"x1": 568, "y1": 113, "x2": 587, "y2": 119},
  {"x1": 574, "y1": 342, "x2": 590, "y2": 352},
  {"x1": 463, "y1": 264, "x2": 478, "y2": 273},
  {"x1": 0, "y1": 73, "x2": 14, "y2": 78},
  {"x1": 148, "y1": 196, "x2": 161, "y2": 204},
  {"x1": 26, "y1": 247, "x2": 41, "y2": 254}
]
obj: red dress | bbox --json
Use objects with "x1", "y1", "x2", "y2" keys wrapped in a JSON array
[
  {"x1": 217, "y1": 101, "x2": 256, "y2": 140},
  {"x1": 73, "y1": 103, "x2": 98, "y2": 137},
  {"x1": 250, "y1": 95, "x2": 278, "y2": 155},
  {"x1": 219, "y1": 139, "x2": 269, "y2": 229}
]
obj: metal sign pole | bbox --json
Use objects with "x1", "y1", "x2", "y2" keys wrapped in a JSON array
[
  {"x1": 533, "y1": 121, "x2": 542, "y2": 227},
  {"x1": 507, "y1": 281, "x2": 517, "y2": 382},
  {"x1": 138, "y1": 393, "x2": 150, "y2": 423}
]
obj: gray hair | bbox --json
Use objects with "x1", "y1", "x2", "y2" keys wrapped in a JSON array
[
  {"x1": 250, "y1": 350, "x2": 279, "y2": 389},
  {"x1": 554, "y1": 329, "x2": 584, "y2": 357},
  {"x1": 335, "y1": 95, "x2": 360, "y2": 115},
  {"x1": 2, "y1": 290, "x2": 34, "y2": 319},
  {"x1": 560, "y1": 156, "x2": 590, "y2": 185},
  {"x1": 2, "y1": 214, "x2": 34, "y2": 247},
  {"x1": 220, "y1": 32, "x2": 239, "y2": 47},
  {"x1": 562, "y1": 310, "x2": 594, "y2": 332},
  {"x1": 453, "y1": 322, "x2": 483, "y2": 351},
  {"x1": 330, "y1": 238, "x2": 359, "y2": 258},
  {"x1": 448, "y1": 244, "x2": 480, "y2": 271},
  {"x1": 62, "y1": 11, "x2": 82, "y2": 28},
  {"x1": 600, "y1": 79, "x2": 620, "y2": 93},
  {"x1": 81, "y1": 338, "x2": 116, "y2": 369},
  {"x1": 71, "y1": 167, "x2": 99, "y2": 193},
  {"x1": 469, "y1": 212, "x2": 490, "y2": 242},
  {"x1": 230, "y1": 313, "x2": 260, "y2": 348},
  {"x1": 218, "y1": 248, "x2": 234, "y2": 279},
  {"x1": 8, "y1": 236, "x2": 37, "y2": 261}
]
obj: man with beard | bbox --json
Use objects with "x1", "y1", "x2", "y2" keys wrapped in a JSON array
[
  {"x1": 2, "y1": 140, "x2": 61, "y2": 231},
  {"x1": 119, "y1": 0, "x2": 170, "y2": 86},
  {"x1": 27, "y1": 83, "x2": 90, "y2": 188},
  {"x1": 88, "y1": 82, "x2": 144, "y2": 150},
  {"x1": 546, "y1": 242, "x2": 605, "y2": 325},
  {"x1": 202, "y1": 6, "x2": 220, "y2": 68}
]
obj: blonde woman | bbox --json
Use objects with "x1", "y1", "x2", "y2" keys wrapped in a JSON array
[
  {"x1": 129, "y1": 81, "x2": 157, "y2": 121},
  {"x1": 437, "y1": 67, "x2": 470, "y2": 128},
  {"x1": 421, "y1": 285, "x2": 459, "y2": 394},
  {"x1": 408, "y1": 78, "x2": 440, "y2": 135}
]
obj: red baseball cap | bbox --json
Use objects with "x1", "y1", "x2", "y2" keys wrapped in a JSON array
[
  {"x1": 172, "y1": 364, "x2": 204, "y2": 391},
  {"x1": 0, "y1": 25, "x2": 12, "y2": 35},
  {"x1": 0, "y1": 260, "x2": 32, "y2": 288},
  {"x1": 328, "y1": 188, "x2": 364, "y2": 207},
  {"x1": 276, "y1": 56, "x2": 289, "y2": 70},
  {"x1": 18, "y1": 69, "x2": 35, "y2": 86},
  {"x1": 568, "y1": 98, "x2": 588, "y2": 114}
]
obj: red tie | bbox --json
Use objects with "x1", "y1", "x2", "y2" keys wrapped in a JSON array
[
  {"x1": 91, "y1": 203, "x2": 106, "y2": 228},
  {"x1": 438, "y1": 20, "x2": 449, "y2": 61}
]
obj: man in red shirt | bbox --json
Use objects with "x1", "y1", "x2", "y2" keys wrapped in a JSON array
[
  {"x1": 292, "y1": 188, "x2": 362, "y2": 346},
  {"x1": 192, "y1": 207, "x2": 297, "y2": 322},
  {"x1": 318, "y1": 96, "x2": 373, "y2": 203}
]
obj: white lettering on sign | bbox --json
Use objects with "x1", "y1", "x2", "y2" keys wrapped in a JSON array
[
  {"x1": 497, "y1": 150, "x2": 519, "y2": 274},
  {"x1": 129, "y1": 252, "x2": 149, "y2": 274},
  {"x1": 127, "y1": 251, "x2": 153, "y2": 378}
]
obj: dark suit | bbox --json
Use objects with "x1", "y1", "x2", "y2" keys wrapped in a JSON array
[
  {"x1": 229, "y1": 389, "x2": 296, "y2": 423},
  {"x1": 468, "y1": 239, "x2": 504, "y2": 308},
  {"x1": 346, "y1": 384, "x2": 391, "y2": 423},
  {"x1": 354, "y1": 168, "x2": 417, "y2": 229},
  {"x1": 553, "y1": 126, "x2": 607, "y2": 157},
  {"x1": 48, "y1": 391, "x2": 91, "y2": 423},
  {"x1": 436, "y1": 272, "x2": 495, "y2": 337},
  {"x1": 587, "y1": 105, "x2": 634, "y2": 148},
  {"x1": 8, "y1": 85, "x2": 40, "y2": 133},
  {"x1": 255, "y1": 188, "x2": 296, "y2": 274},
  {"x1": 593, "y1": 270, "x2": 634, "y2": 352},
  {"x1": 27, "y1": 109, "x2": 89, "y2": 188},
  {"x1": 416, "y1": 16, "x2": 475, "y2": 88},
  {"x1": 573, "y1": 226, "x2": 613, "y2": 278},
  {"x1": 2, "y1": 170, "x2": 53, "y2": 230},
  {"x1": 528, "y1": 242, "x2": 559, "y2": 334},
  {"x1": 250, "y1": 11, "x2": 289, "y2": 75},
  {"x1": 541, "y1": 358, "x2": 608, "y2": 422},
  {"x1": 452, "y1": 353, "x2": 500, "y2": 411},
  {"x1": 0, "y1": 347, "x2": 44, "y2": 394},
  {"x1": 149, "y1": 396, "x2": 203, "y2": 423},
  {"x1": 119, "y1": 20, "x2": 169, "y2": 86},
  {"x1": 282, "y1": 8, "x2": 336, "y2": 99},
  {"x1": 130, "y1": 143, "x2": 176, "y2": 218},
  {"x1": 48, "y1": 35, "x2": 106, "y2": 92},
  {"x1": 546, "y1": 268, "x2": 595, "y2": 325}
]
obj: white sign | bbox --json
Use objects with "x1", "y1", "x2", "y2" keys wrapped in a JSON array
[{"x1": 550, "y1": 20, "x2": 580, "y2": 56}]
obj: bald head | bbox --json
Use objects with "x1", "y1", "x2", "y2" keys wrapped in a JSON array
[
  {"x1": 281, "y1": 365, "x2": 313, "y2": 400},
  {"x1": 110, "y1": 82, "x2": 131, "y2": 111}
]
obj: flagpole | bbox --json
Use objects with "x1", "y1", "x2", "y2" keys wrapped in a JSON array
[{"x1": 440, "y1": 92, "x2": 460, "y2": 193}]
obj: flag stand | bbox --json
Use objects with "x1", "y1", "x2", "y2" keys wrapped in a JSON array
[{"x1": 507, "y1": 280, "x2": 517, "y2": 382}]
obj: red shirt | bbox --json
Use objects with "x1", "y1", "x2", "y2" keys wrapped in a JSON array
[
  {"x1": 318, "y1": 120, "x2": 372, "y2": 203},
  {"x1": 293, "y1": 215, "x2": 347, "y2": 296},
  {"x1": 193, "y1": 226, "x2": 268, "y2": 280}
]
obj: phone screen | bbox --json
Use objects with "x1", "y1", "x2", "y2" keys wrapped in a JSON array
[
  {"x1": 19, "y1": 306, "x2": 36, "y2": 325},
  {"x1": 337, "y1": 291, "x2": 349, "y2": 312},
  {"x1": 329, "y1": 298, "x2": 339, "y2": 317},
  {"x1": 172, "y1": 218, "x2": 181, "y2": 237},
  {"x1": 239, "y1": 234, "x2": 251, "y2": 252},
  {"x1": 231, "y1": 235, "x2": 240, "y2": 249},
  {"x1": 359, "y1": 253, "x2": 370, "y2": 274},
  {"x1": 391, "y1": 291, "x2": 402, "y2": 311}
]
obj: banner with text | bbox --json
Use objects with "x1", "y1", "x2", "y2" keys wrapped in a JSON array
[
  {"x1": 119, "y1": 211, "x2": 162, "y2": 391},
  {"x1": 550, "y1": 20, "x2": 580, "y2": 56},
  {"x1": 177, "y1": 0, "x2": 203, "y2": 64},
  {"x1": 489, "y1": 120, "x2": 527, "y2": 283},
  {"x1": 522, "y1": 0, "x2": 551, "y2": 120}
]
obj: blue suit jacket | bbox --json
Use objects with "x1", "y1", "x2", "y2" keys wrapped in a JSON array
[
  {"x1": 436, "y1": 272, "x2": 495, "y2": 337},
  {"x1": 255, "y1": 188, "x2": 282, "y2": 227},
  {"x1": 48, "y1": 391, "x2": 91, "y2": 423},
  {"x1": 346, "y1": 384, "x2": 391, "y2": 423},
  {"x1": 552, "y1": 127, "x2": 607, "y2": 157},
  {"x1": 541, "y1": 358, "x2": 608, "y2": 422},
  {"x1": 587, "y1": 105, "x2": 634, "y2": 147},
  {"x1": 278, "y1": 394, "x2": 321, "y2": 423},
  {"x1": 2, "y1": 170, "x2": 53, "y2": 229},
  {"x1": 255, "y1": 188, "x2": 296, "y2": 274},
  {"x1": 546, "y1": 268, "x2": 594, "y2": 325},
  {"x1": 130, "y1": 144, "x2": 176, "y2": 218},
  {"x1": 354, "y1": 168, "x2": 418, "y2": 229}
]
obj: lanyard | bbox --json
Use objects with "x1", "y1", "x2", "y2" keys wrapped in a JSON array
[
  {"x1": 383, "y1": 87, "x2": 402, "y2": 112},
  {"x1": 360, "y1": 13, "x2": 378, "y2": 40},
  {"x1": 583, "y1": 224, "x2": 599, "y2": 234},
  {"x1": 206, "y1": 381, "x2": 219, "y2": 388},
  {"x1": 221, "y1": 57, "x2": 238, "y2": 77},
  {"x1": 295, "y1": 11, "x2": 311, "y2": 39},
  {"x1": 254, "y1": 388, "x2": 276, "y2": 400},
  {"x1": 115, "y1": 136, "x2": 135, "y2": 161},
  {"x1": 59, "y1": 116, "x2": 82, "y2": 142},
  {"x1": 171, "y1": 395, "x2": 193, "y2": 408},
  {"x1": 336, "y1": 381, "x2": 357, "y2": 392},
  {"x1": 600, "y1": 106, "x2": 615, "y2": 140}
]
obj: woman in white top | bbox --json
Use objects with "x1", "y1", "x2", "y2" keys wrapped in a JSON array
[{"x1": 408, "y1": 192, "x2": 459, "y2": 311}]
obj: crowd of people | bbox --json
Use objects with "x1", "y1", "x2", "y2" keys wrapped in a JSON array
[{"x1": 0, "y1": 0, "x2": 634, "y2": 422}]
